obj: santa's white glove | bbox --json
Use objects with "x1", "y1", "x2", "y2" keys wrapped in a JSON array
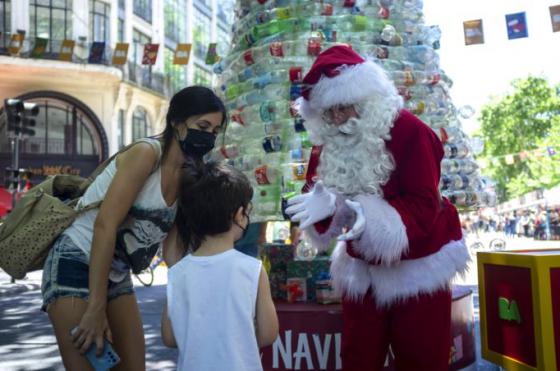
[
  {"x1": 337, "y1": 200, "x2": 366, "y2": 241},
  {"x1": 285, "y1": 181, "x2": 336, "y2": 229}
]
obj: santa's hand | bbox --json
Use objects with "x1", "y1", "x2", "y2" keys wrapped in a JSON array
[
  {"x1": 285, "y1": 181, "x2": 336, "y2": 229},
  {"x1": 338, "y1": 200, "x2": 365, "y2": 241}
]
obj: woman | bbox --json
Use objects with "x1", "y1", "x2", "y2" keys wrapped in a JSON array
[{"x1": 41, "y1": 86, "x2": 226, "y2": 370}]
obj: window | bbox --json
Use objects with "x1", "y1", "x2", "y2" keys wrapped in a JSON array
[
  {"x1": 0, "y1": 0, "x2": 10, "y2": 48},
  {"x1": 193, "y1": 8, "x2": 210, "y2": 60},
  {"x1": 164, "y1": 47, "x2": 186, "y2": 94},
  {"x1": 217, "y1": 1, "x2": 233, "y2": 25},
  {"x1": 193, "y1": 65, "x2": 211, "y2": 86},
  {"x1": 132, "y1": 28, "x2": 151, "y2": 64},
  {"x1": 133, "y1": 0, "x2": 152, "y2": 23},
  {"x1": 132, "y1": 107, "x2": 149, "y2": 140},
  {"x1": 89, "y1": 0, "x2": 110, "y2": 42},
  {"x1": 30, "y1": 0, "x2": 73, "y2": 52},
  {"x1": 117, "y1": 109, "x2": 125, "y2": 148},
  {"x1": 117, "y1": 18, "x2": 124, "y2": 42},
  {"x1": 118, "y1": 0, "x2": 125, "y2": 10},
  {"x1": 0, "y1": 98, "x2": 99, "y2": 156},
  {"x1": 217, "y1": 25, "x2": 231, "y2": 61},
  {"x1": 194, "y1": 0, "x2": 211, "y2": 9},
  {"x1": 164, "y1": 0, "x2": 186, "y2": 43}
]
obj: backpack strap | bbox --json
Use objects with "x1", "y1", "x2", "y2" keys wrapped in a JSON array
[
  {"x1": 135, "y1": 137, "x2": 163, "y2": 172},
  {"x1": 76, "y1": 138, "x2": 164, "y2": 211},
  {"x1": 84, "y1": 138, "x2": 163, "y2": 186}
]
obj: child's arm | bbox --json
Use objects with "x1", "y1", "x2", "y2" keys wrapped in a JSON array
[
  {"x1": 161, "y1": 300, "x2": 178, "y2": 348},
  {"x1": 162, "y1": 226, "x2": 185, "y2": 268},
  {"x1": 255, "y1": 267, "x2": 279, "y2": 348}
]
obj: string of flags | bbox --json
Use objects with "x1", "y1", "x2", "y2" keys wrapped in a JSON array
[
  {"x1": 464, "y1": 5, "x2": 560, "y2": 45},
  {"x1": 481, "y1": 146, "x2": 557, "y2": 167},
  {"x1": 2, "y1": 31, "x2": 220, "y2": 66}
]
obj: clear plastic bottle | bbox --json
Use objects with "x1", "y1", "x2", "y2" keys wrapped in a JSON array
[
  {"x1": 255, "y1": 164, "x2": 280, "y2": 185},
  {"x1": 444, "y1": 141, "x2": 470, "y2": 159}
]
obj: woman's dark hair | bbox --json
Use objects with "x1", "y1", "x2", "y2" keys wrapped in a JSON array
[
  {"x1": 155, "y1": 86, "x2": 227, "y2": 160},
  {"x1": 176, "y1": 160, "x2": 253, "y2": 252}
]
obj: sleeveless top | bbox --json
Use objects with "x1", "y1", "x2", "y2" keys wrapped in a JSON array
[
  {"x1": 167, "y1": 249, "x2": 263, "y2": 371},
  {"x1": 64, "y1": 138, "x2": 177, "y2": 282}
]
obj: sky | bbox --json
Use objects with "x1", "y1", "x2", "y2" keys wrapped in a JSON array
[{"x1": 422, "y1": 0, "x2": 560, "y2": 134}]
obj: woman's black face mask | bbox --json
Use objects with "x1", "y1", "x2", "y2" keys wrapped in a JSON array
[{"x1": 178, "y1": 128, "x2": 217, "y2": 159}]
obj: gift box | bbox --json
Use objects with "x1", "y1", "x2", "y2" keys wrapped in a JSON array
[
  {"x1": 262, "y1": 243, "x2": 294, "y2": 271},
  {"x1": 315, "y1": 275, "x2": 340, "y2": 304},
  {"x1": 286, "y1": 277, "x2": 307, "y2": 303},
  {"x1": 261, "y1": 243, "x2": 294, "y2": 300},
  {"x1": 478, "y1": 249, "x2": 560, "y2": 370},
  {"x1": 287, "y1": 257, "x2": 331, "y2": 302}
]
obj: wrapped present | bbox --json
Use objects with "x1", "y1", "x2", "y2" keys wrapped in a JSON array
[
  {"x1": 261, "y1": 243, "x2": 294, "y2": 300},
  {"x1": 315, "y1": 272, "x2": 341, "y2": 304},
  {"x1": 261, "y1": 243, "x2": 294, "y2": 272},
  {"x1": 287, "y1": 257, "x2": 331, "y2": 302},
  {"x1": 269, "y1": 270, "x2": 287, "y2": 300},
  {"x1": 286, "y1": 277, "x2": 307, "y2": 303}
]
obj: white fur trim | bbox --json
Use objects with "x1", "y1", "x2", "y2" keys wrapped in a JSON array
[
  {"x1": 296, "y1": 97, "x2": 324, "y2": 145},
  {"x1": 352, "y1": 194, "x2": 408, "y2": 265},
  {"x1": 330, "y1": 238, "x2": 470, "y2": 307},
  {"x1": 308, "y1": 61, "x2": 395, "y2": 112}
]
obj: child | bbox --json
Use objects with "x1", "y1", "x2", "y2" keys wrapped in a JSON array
[{"x1": 161, "y1": 161, "x2": 279, "y2": 371}]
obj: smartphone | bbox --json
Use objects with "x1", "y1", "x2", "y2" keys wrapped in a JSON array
[{"x1": 70, "y1": 327, "x2": 121, "y2": 370}]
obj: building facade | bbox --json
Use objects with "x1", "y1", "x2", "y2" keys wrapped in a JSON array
[{"x1": 0, "y1": 0, "x2": 233, "y2": 185}]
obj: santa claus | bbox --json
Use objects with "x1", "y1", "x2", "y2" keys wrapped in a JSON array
[{"x1": 286, "y1": 45, "x2": 469, "y2": 370}]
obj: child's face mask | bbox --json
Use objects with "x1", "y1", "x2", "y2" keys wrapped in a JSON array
[{"x1": 234, "y1": 206, "x2": 251, "y2": 241}]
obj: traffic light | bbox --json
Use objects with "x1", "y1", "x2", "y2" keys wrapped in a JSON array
[{"x1": 4, "y1": 98, "x2": 38, "y2": 136}]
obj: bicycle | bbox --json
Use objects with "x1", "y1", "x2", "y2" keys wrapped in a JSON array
[
  {"x1": 134, "y1": 252, "x2": 165, "y2": 287},
  {"x1": 469, "y1": 238, "x2": 507, "y2": 252},
  {"x1": 489, "y1": 238, "x2": 506, "y2": 251}
]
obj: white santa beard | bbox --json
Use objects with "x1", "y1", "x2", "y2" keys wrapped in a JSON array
[{"x1": 316, "y1": 100, "x2": 397, "y2": 196}]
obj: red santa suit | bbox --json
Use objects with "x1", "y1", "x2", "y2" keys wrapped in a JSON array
[{"x1": 293, "y1": 46, "x2": 469, "y2": 371}]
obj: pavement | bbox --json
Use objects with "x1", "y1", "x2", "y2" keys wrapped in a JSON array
[
  {"x1": 0, "y1": 233, "x2": 558, "y2": 370},
  {"x1": 0, "y1": 267, "x2": 177, "y2": 371}
]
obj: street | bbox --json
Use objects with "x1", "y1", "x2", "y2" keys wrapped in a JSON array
[
  {"x1": 0, "y1": 233, "x2": 558, "y2": 370},
  {"x1": 0, "y1": 269, "x2": 177, "y2": 371}
]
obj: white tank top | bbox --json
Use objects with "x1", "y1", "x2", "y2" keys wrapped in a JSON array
[
  {"x1": 167, "y1": 249, "x2": 263, "y2": 371},
  {"x1": 64, "y1": 138, "x2": 177, "y2": 281}
]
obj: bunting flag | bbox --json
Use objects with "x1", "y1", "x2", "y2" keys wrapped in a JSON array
[
  {"x1": 30, "y1": 37, "x2": 48, "y2": 58},
  {"x1": 463, "y1": 19, "x2": 485, "y2": 45},
  {"x1": 59, "y1": 39, "x2": 75, "y2": 61},
  {"x1": 142, "y1": 43, "x2": 159, "y2": 65},
  {"x1": 205, "y1": 43, "x2": 218, "y2": 65},
  {"x1": 8, "y1": 33, "x2": 25, "y2": 55},
  {"x1": 88, "y1": 42, "x2": 105, "y2": 64},
  {"x1": 551, "y1": 5, "x2": 560, "y2": 32},
  {"x1": 112, "y1": 43, "x2": 129, "y2": 65},
  {"x1": 174, "y1": 43, "x2": 192, "y2": 65},
  {"x1": 506, "y1": 12, "x2": 528, "y2": 40},
  {"x1": 485, "y1": 146, "x2": 558, "y2": 166}
]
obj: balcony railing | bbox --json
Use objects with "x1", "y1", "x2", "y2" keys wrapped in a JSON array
[{"x1": 0, "y1": 34, "x2": 171, "y2": 97}]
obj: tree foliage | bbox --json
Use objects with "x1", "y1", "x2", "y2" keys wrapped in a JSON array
[{"x1": 478, "y1": 76, "x2": 560, "y2": 202}]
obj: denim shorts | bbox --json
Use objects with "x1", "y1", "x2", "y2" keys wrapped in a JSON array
[{"x1": 41, "y1": 234, "x2": 134, "y2": 312}]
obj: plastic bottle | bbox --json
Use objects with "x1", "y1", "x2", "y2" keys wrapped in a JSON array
[
  {"x1": 444, "y1": 141, "x2": 470, "y2": 159},
  {"x1": 254, "y1": 165, "x2": 280, "y2": 185}
]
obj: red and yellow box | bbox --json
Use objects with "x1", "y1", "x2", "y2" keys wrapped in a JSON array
[{"x1": 478, "y1": 249, "x2": 560, "y2": 370}]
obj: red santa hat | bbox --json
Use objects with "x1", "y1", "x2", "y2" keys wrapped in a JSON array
[{"x1": 298, "y1": 45, "x2": 396, "y2": 122}]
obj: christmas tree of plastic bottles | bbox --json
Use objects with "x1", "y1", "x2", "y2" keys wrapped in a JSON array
[{"x1": 212, "y1": 0, "x2": 495, "y2": 222}]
